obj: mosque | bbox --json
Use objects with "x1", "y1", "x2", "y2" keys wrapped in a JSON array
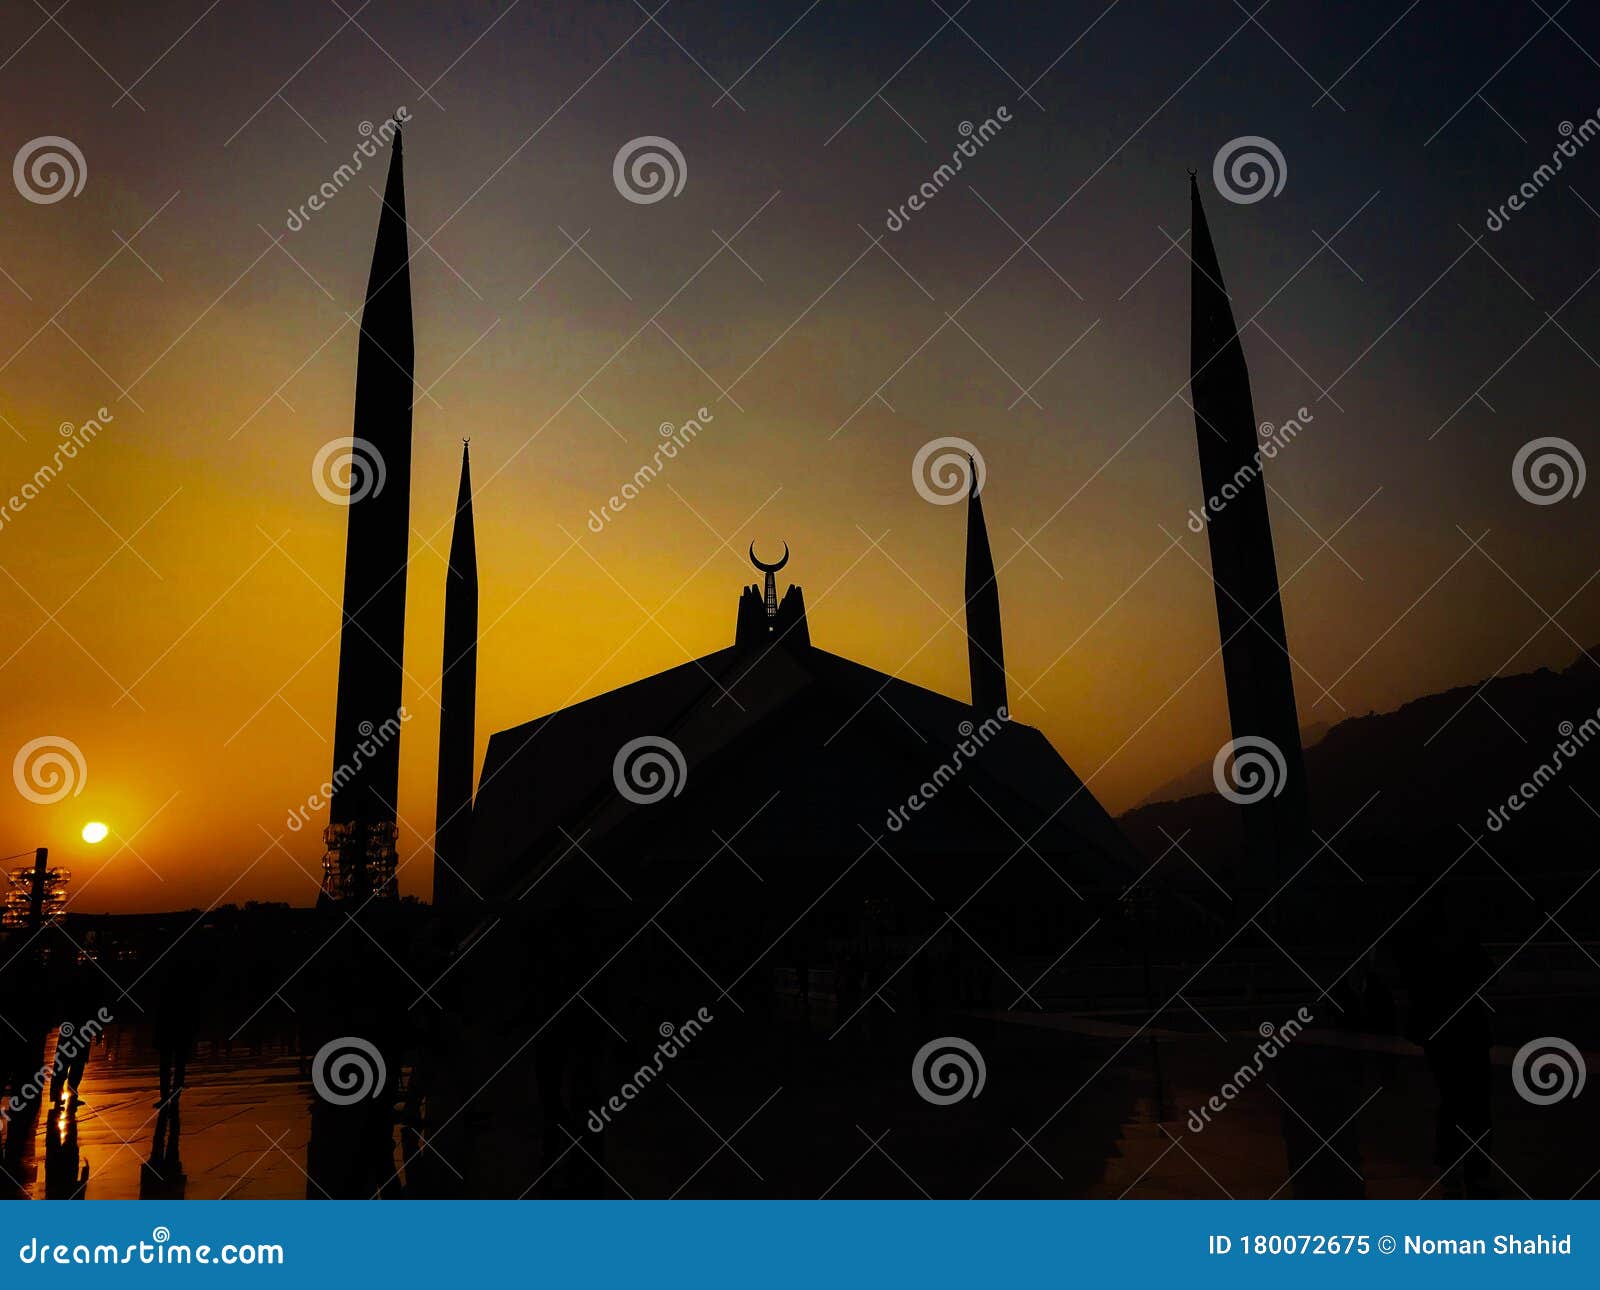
[
  {"x1": 319, "y1": 130, "x2": 1174, "y2": 968},
  {"x1": 309, "y1": 133, "x2": 1311, "y2": 1196}
]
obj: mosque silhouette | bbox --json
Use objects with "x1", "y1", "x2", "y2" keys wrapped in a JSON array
[{"x1": 295, "y1": 131, "x2": 1364, "y2": 1201}]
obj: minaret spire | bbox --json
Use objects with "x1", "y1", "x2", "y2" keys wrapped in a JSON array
[
  {"x1": 1188, "y1": 173, "x2": 1310, "y2": 891},
  {"x1": 964, "y1": 461, "x2": 1007, "y2": 717},
  {"x1": 433, "y1": 440, "x2": 478, "y2": 912},
  {"x1": 322, "y1": 132, "x2": 414, "y2": 904}
]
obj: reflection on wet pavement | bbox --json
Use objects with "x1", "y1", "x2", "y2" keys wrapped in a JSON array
[{"x1": 2, "y1": 1030, "x2": 309, "y2": 1200}]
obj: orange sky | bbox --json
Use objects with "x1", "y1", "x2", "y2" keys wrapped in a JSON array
[{"x1": 5, "y1": 2, "x2": 1600, "y2": 910}]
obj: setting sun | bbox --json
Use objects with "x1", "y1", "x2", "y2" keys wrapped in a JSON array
[{"x1": 81, "y1": 821, "x2": 109, "y2": 845}]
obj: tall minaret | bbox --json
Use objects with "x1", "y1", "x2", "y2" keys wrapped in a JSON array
[
  {"x1": 1189, "y1": 173, "x2": 1310, "y2": 890},
  {"x1": 322, "y1": 132, "x2": 414, "y2": 904},
  {"x1": 964, "y1": 462, "x2": 1007, "y2": 716},
  {"x1": 433, "y1": 441, "x2": 477, "y2": 911}
]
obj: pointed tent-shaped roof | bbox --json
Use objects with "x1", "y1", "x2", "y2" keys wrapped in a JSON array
[{"x1": 469, "y1": 640, "x2": 1143, "y2": 909}]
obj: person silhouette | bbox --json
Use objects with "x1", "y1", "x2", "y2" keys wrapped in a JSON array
[{"x1": 152, "y1": 955, "x2": 197, "y2": 1110}]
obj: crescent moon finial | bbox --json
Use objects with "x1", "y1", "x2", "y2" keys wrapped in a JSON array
[{"x1": 749, "y1": 541, "x2": 789, "y2": 574}]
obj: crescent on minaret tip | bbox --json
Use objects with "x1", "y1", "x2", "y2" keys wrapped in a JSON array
[{"x1": 749, "y1": 541, "x2": 789, "y2": 574}]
